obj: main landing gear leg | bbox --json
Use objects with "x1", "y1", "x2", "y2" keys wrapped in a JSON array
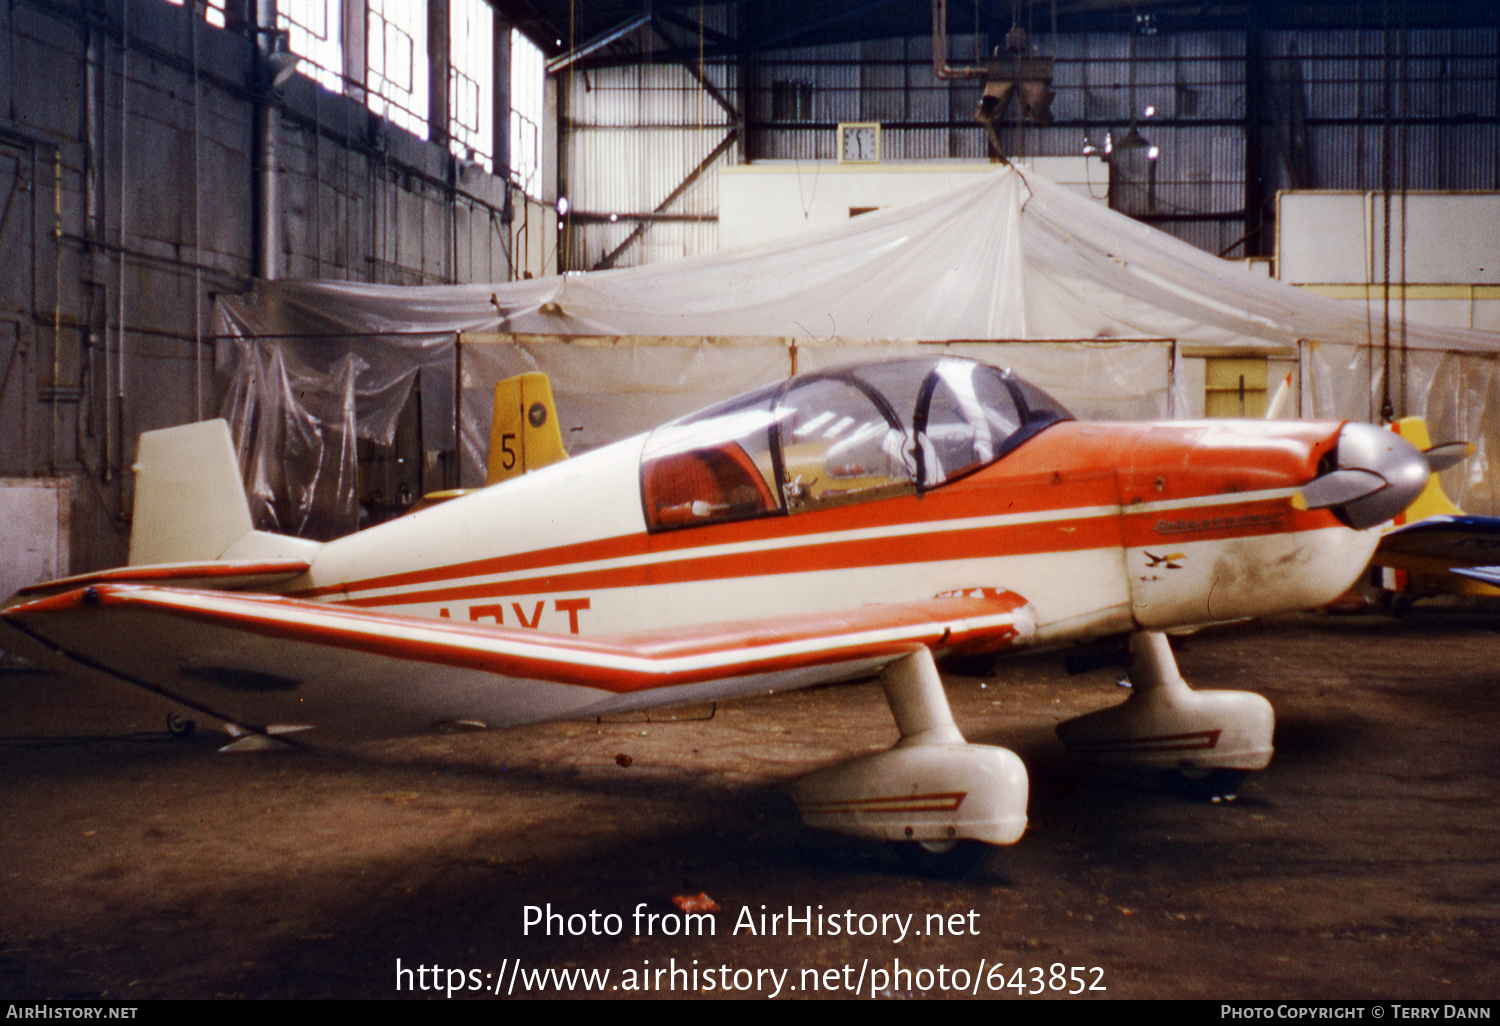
[
  {"x1": 790, "y1": 647, "x2": 1028, "y2": 876},
  {"x1": 1055, "y1": 631, "x2": 1273, "y2": 800}
]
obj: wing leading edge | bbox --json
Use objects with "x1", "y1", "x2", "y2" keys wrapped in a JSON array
[
  {"x1": 3, "y1": 585, "x2": 1035, "y2": 739},
  {"x1": 1374, "y1": 514, "x2": 1500, "y2": 573}
]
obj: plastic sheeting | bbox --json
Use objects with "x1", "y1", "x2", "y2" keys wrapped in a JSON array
[
  {"x1": 212, "y1": 317, "x2": 452, "y2": 538},
  {"x1": 213, "y1": 166, "x2": 1500, "y2": 534},
  {"x1": 218, "y1": 167, "x2": 1500, "y2": 351}
]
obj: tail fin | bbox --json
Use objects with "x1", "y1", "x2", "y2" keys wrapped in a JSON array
[
  {"x1": 128, "y1": 419, "x2": 320, "y2": 566},
  {"x1": 1389, "y1": 417, "x2": 1466, "y2": 523},
  {"x1": 1264, "y1": 371, "x2": 1294, "y2": 419},
  {"x1": 129, "y1": 420, "x2": 256, "y2": 565},
  {"x1": 486, "y1": 372, "x2": 568, "y2": 485}
]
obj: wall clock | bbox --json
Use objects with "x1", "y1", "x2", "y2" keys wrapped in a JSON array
[{"x1": 837, "y1": 122, "x2": 881, "y2": 163}]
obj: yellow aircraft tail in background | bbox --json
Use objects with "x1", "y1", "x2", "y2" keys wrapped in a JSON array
[
  {"x1": 486, "y1": 371, "x2": 568, "y2": 485},
  {"x1": 416, "y1": 372, "x2": 568, "y2": 510}
]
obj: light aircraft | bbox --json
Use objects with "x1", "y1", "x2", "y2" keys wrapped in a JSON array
[{"x1": 1, "y1": 355, "x2": 1435, "y2": 873}]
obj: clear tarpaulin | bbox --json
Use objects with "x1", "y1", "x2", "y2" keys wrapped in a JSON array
[{"x1": 212, "y1": 311, "x2": 454, "y2": 538}]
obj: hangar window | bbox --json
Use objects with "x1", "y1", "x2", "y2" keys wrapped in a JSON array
[
  {"x1": 449, "y1": 0, "x2": 494, "y2": 169},
  {"x1": 511, "y1": 29, "x2": 546, "y2": 198},
  {"x1": 167, "y1": 0, "x2": 229, "y2": 28},
  {"x1": 368, "y1": 0, "x2": 429, "y2": 140},
  {"x1": 278, "y1": 0, "x2": 343, "y2": 94}
]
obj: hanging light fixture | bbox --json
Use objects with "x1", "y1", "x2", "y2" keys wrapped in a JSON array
[{"x1": 262, "y1": 29, "x2": 299, "y2": 90}]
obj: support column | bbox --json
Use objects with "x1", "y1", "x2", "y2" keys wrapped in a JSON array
[
  {"x1": 545, "y1": 71, "x2": 562, "y2": 272},
  {"x1": 252, "y1": 0, "x2": 281, "y2": 280},
  {"x1": 343, "y1": 0, "x2": 367, "y2": 103},
  {"x1": 492, "y1": 12, "x2": 512, "y2": 181},
  {"x1": 428, "y1": 0, "x2": 451, "y2": 150},
  {"x1": 1243, "y1": 8, "x2": 1267, "y2": 257}
]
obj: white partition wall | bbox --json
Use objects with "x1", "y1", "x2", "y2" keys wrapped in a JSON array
[{"x1": 1278, "y1": 191, "x2": 1500, "y2": 333}]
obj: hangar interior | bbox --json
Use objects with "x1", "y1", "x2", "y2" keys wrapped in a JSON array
[
  {"x1": 3, "y1": 1, "x2": 1500, "y2": 1002},
  {"x1": 1, "y1": 0, "x2": 1499, "y2": 587}
]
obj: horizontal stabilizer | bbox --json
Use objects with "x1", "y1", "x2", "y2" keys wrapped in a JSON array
[{"x1": 9, "y1": 558, "x2": 311, "y2": 605}]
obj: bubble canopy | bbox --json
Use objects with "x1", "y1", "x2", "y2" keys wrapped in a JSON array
[{"x1": 639, "y1": 357, "x2": 1073, "y2": 531}]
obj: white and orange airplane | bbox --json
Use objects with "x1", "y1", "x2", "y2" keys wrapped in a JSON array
[{"x1": 1, "y1": 356, "x2": 1434, "y2": 873}]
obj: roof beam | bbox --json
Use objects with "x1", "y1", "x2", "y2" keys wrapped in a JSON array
[{"x1": 545, "y1": 12, "x2": 651, "y2": 73}]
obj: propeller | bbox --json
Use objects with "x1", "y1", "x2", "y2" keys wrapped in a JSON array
[
  {"x1": 1293, "y1": 422, "x2": 1432, "y2": 530},
  {"x1": 1267, "y1": 388, "x2": 1475, "y2": 529}
]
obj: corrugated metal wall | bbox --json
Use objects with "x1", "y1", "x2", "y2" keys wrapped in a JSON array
[
  {"x1": 1264, "y1": 27, "x2": 1500, "y2": 192},
  {"x1": 564, "y1": 61, "x2": 736, "y2": 268},
  {"x1": 560, "y1": 16, "x2": 1498, "y2": 269}
]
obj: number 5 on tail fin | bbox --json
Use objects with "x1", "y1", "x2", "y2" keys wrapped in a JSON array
[
  {"x1": 487, "y1": 371, "x2": 568, "y2": 485},
  {"x1": 415, "y1": 373, "x2": 570, "y2": 511}
]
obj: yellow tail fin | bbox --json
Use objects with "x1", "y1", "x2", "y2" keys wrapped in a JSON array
[{"x1": 486, "y1": 372, "x2": 568, "y2": 485}]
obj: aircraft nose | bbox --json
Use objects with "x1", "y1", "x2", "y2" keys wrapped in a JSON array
[{"x1": 1297, "y1": 422, "x2": 1431, "y2": 530}]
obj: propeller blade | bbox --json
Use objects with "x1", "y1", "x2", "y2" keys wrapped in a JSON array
[
  {"x1": 1423, "y1": 441, "x2": 1474, "y2": 473},
  {"x1": 1295, "y1": 468, "x2": 1387, "y2": 511}
]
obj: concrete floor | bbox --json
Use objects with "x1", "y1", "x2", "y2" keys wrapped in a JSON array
[{"x1": 1, "y1": 607, "x2": 1497, "y2": 1000}]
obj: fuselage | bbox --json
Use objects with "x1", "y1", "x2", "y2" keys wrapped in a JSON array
[{"x1": 288, "y1": 416, "x2": 1379, "y2": 649}]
